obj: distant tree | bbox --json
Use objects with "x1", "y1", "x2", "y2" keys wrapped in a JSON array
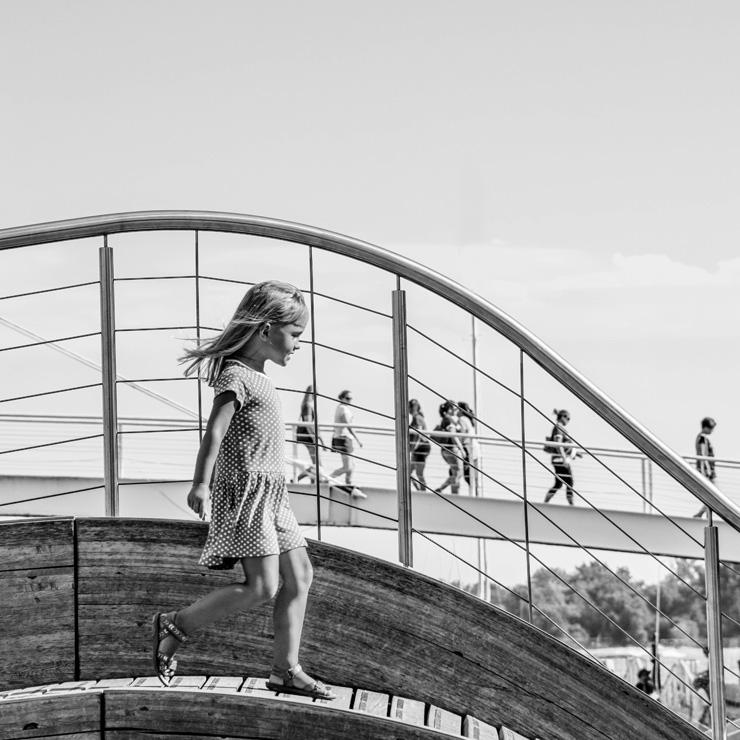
[{"x1": 569, "y1": 562, "x2": 652, "y2": 646}]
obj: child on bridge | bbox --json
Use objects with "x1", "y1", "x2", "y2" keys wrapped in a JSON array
[{"x1": 152, "y1": 280, "x2": 334, "y2": 700}]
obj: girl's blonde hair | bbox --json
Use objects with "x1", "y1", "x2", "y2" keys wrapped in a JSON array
[{"x1": 181, "y1": 280, "x2": 308, "y2": 384}]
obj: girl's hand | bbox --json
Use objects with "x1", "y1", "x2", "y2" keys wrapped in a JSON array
[{"x1": 187, "y1": 484, "x2": 209, "y2": 520}]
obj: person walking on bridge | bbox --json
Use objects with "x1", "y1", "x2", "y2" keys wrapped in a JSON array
[
  {"x1": 694, "y1": 416, "x2": 717, "y2": 518},
  {"x1": 544, "y1": 408, "x2": 581, "y2": 505}
]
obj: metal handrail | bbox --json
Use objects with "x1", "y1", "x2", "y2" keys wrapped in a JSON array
[
  {"x1": 0, "y1": 210, "x2": 736, "y2": 528},
  {"x1": 0, "y1": 211, "x2": 734, "y2": 735}
]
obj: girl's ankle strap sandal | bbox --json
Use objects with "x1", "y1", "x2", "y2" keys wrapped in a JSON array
[
  {"x1": 266, "y1": 663, "x2": 336, "y2": 700},
  {"x1": 152, "y1": 612, "x2": 189, "y2": 687}
]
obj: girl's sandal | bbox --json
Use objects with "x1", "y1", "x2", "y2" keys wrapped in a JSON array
[
  {"x1": 266, "y1": 663, "x2": 336, "y2": 700},
  {"x1": 152, "y1": 612, "x2": 188, "y2": 687}
]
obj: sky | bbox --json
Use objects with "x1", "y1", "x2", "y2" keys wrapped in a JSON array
[{"x1": 1, "y1": 2, "x2": 740, "y2": 587}]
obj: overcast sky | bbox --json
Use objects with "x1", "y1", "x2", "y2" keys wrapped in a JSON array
[{"x1": 2, "y1": 1, "x2": 738, "y2": 459}]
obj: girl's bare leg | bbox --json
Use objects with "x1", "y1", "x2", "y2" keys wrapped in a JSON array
[
  {"x1": 270, "y1": 547, "x2": 318, "y2": 687},
  {"x1": 158, "y1": 555, "x2": 279, "y2": 660}
]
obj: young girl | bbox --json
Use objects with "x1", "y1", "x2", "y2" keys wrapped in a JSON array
[
  {"x1": 544, "y1": 408, "x2": 580, "y2": 505},
  {"x1": 152, "y1": 280, "x2": 335, "y2": 700}
]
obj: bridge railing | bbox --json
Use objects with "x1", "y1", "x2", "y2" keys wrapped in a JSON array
[{"x1": 0, "y1": 211, "x2": 738, "y2": 737}]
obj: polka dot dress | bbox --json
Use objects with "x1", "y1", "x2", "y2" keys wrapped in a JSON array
[{"x1": 199, "y1": 360, "x2": 306, "y2": 570}]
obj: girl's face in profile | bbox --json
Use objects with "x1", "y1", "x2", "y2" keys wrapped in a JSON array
[{"x1": 265, "y1": 316, "x2": 308, "y2": 366}]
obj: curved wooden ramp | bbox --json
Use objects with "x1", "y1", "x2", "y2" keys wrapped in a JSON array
[
  {"x1": 1, "y1": 517, "x2": 704, "y2": 740},
  {"x1": 0, "y1": 676, "x2": 516, "y2": 739}
]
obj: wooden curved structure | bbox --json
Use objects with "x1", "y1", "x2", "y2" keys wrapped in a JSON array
[{"x1": 1, "y1": 517, "x2": 702, "y2": 740}]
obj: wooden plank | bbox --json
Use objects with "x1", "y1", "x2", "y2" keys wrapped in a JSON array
[
  {"x1": 316, "y1": 685, "x2": 354, "y2": 710},
  {"x1": 93, "y1": 678, "x2": 135, "y2": 689},
  {"x1": 1, "y1": 562, "x2": 75, "y2": 690},
  {"x1": 45, "y1": 681, "x2": 98, "y2": 694},
  {"x1": 391, "y1": 695, "x2": 426, "y2": 725},
  {"x1": 463, "y1": 715, "x2": 498, "y2": 740},
  {"x1": 426, "y1": 704, "x2": 462, "y2": 736},
  {"x1": 499, "y1": 728, "x2": 529, "y2": 740},
  {"x1": 0, "y1": 685, "x2": 49, "y2": 701},
  {"x1": 168, "y1": 675, "x2": 207, "y2": 690},
  {"x1": 104, "y1": 689, "x2": 457, "y2": 739},
  {"x1": 0, "y1": 518, "x2": 74, "y2": 571},
  {"x1": 353, "y1": 688, "x2": 389, "y2": 717},
  {"x1": 202, "y1": 676, "x2": 243, "y2": 692},
  {"x1": 238, "y1": 676, "x2": 273, "y2": 697},
  {"x1": 0, "y1": 691, "x2": 101, "y2": 739}
]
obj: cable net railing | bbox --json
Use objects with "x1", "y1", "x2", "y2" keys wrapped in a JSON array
[{"x1": 2, "y1": 213, "x2": 740, "y2": 736}]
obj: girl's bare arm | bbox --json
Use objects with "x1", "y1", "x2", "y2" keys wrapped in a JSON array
[{"x1": 187, "y1": 392, "x2": 237, "y2": 519}]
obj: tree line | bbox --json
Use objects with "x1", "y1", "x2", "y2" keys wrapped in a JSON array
[{"x1": 457, "y1": 558, "x2": 740, "y2": 648}]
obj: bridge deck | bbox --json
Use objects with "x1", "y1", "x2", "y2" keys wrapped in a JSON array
[{"x1": 288, "y1": 483, "x2": 740, "y2": 560}]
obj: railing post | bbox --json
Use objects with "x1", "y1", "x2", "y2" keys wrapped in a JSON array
[
  {"x1": 520, "y1": 350, "x2": 533, "y2": 623},
  {"x1": 392, "y1": 286, "x2": 413, "y2": 567},
  {"x1": 99, "y1": 240, "x2": 119, "y2": 517},
  {"x1": 705, "y1": 524, "x2": 727, "y2": 739}
]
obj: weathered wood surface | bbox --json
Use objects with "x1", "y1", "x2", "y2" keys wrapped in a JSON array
[
  {"x1": 0, "y1": 518, "x2": 75, "y2": 690},
  {"x1": 0, "y1": 692, "x2": 101, "y2": 740},
  {"x1": 78, "y1": 517, "x2": 703, "y2": 740},
  {"x1": 6, "y1": 517, "x2": 706, "y2": 740},
  {"x1": 104, "y1": 690, "x2": 466, "y2": 739}
]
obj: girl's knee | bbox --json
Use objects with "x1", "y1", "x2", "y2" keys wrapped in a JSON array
[{"x1": 237, "y1": 575, "x2": 279, "y2": 605}]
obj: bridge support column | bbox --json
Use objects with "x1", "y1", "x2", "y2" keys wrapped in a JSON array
[{"x1": 392, "y1": 287, "x2": 412, "y2": 567}]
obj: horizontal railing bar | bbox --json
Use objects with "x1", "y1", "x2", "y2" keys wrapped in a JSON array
[
  {"x1": 118, "y1": 427, "x2": 200, "y2": 436},
  {"x1": 115, "y1": 325, "x2": 199, "y2": 333},
  {"x1": 313, "y1": 440, "x2": 397, "y2": 472},
  {"x1": 309, "y1": 339, "x2": 393, "y2": 370},
  {"x1": 0, "y1": 433, "x2": 105, "y2": 456},
  {"x1": 114, "y1": 275, "x2": 196, "y2": 282},
  {"x1": 0, "y1": 331, "x2": 100, "y2": 353},
  {"x1": 407, "y1": 322, "x2": 520, "y2": 398},
  {"x1": 296, "y1": 489, "x2": 400, "y2": 524},
  {"x1": 200, "y1": 274, "x2": 256, "y2": 287},
  {"x1": 412, "y1": 529, "x2": 527, "y2": 603},
  {"x1": 0, "y1": 484, "x2": 104, "y2": 508},
  {"x1": 1, "y1": 408, "x2": 734, "y2": 470},
  {"x1": 0, "y1": 383, "x2": 102, "y2": 405},
  {"x1": 0, "y1": 280, "x2": 100, "y2": 301},
  {"x1": 116, "y1": 377, "x2": 193, "y2": 385},
  {"x1": 312, "y1": 289, "x2": 392, "y2": 319}
]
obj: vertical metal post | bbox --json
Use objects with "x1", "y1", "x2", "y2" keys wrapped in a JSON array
[
  {"x1": 99, "y1": 239, "x2": 119, "y2": 517},
  {"x1": 520, "y1": 350, "x2": 534, "y2": 623},
  {"x1": 705, "y1": 525, "x2": 727, "y2": 739},
  {"x1": 641, "y1": 458, "x2": 647, "y2": 513},
  {"x1": 194, "y1": 230, "x2": 204, "y2": 443},
  {"x1": 472, "y1": 316, "x2": 487, "y2": 600},
  {"x1": 392, "y1": 284, "x2": 413, "y2": 567},
  {"x1": 308, "y1": 246, "x2": 322, "y2": 540}
]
